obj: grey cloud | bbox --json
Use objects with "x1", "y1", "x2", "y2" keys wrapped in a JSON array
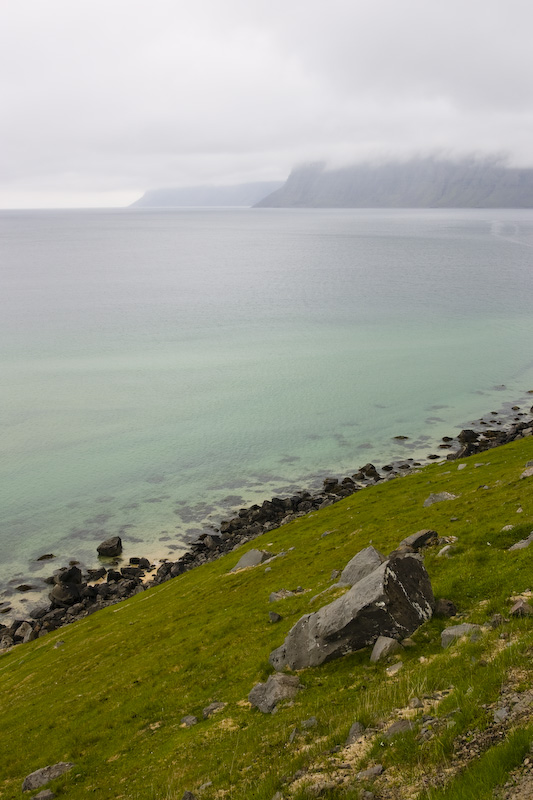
[{"x1": 1, "y1": 0, "x2": 533, "y2": 206}]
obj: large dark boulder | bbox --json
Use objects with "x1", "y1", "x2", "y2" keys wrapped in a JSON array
[
  {"x1": 97, "y1": 537, "x2": 122, "y2": 557},
  {"x1": 269, "y1": 554, "x2": 434, "y2": 671},
  {"x1": 48, "y1": 583, "x2": 82, "y2": 608}
]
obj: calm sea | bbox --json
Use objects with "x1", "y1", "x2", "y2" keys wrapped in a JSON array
[{"x1": 1, "y1": 207, "x2": 533, "y2": 609}]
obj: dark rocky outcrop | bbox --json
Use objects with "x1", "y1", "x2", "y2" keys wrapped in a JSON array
[{"x1": 269, "y1": 553, "x2": 434, "y2": 671}]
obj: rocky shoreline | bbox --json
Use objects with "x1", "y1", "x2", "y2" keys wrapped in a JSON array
[{"x1": 1, "y1": 400, "x2": 532, "y2": 651}]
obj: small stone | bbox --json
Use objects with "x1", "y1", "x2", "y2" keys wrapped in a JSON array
[
  {"x1": 230, "y1": 549, "x2": 272, "y2": 572},
  {"x1": 180, "y1": 715, "x2": 198, "y2": 728},
  {"x1": 435, "y1": 598, "x2": 457, "y2": 617},
  {"x1": 409, "y1": 697, "x2": 423, "y2": 709},
  {"x1": 457, "y1": 464, "x2": 467, "y2": 470},
  {"x1": 34, "y1": 792, "x2": 56, "y2": 800},
  {"x1": 423, "y1": 492, "x2": 459, "y2": 507},
  {"x1": 269, "y1": 612, "x2": 282, "y2": 624},
  {"x1": 22, "y1": 762, "x2": 75, "y2": 792},
  {"x1": 202, "y1": 702, "x2": 226, "y2": 719},
  {"x1": 520, "y1": 467, "x2": 533, "y2": 479},
  {"x1": 356, "y1": 764, "x2": 383, "y2": 780},
  {"x1": 302, "y1": 716, "x2": 318, "y2": 729},
  {"x1": 386, "y1": 661, "x2": 403, "y2": 677},
  {"x1": 248, "y1": 674, "x2": 302, "y2": 713},
  {"x1": 494, "y1": 707, "x2": 509, "y2": 724},
  {"x1": 370, "y1": 635, "x2": 402, "y2": 662},
  {"x1": 384, "y1": 719, "x2": 413, "y2": 739},
  {"x1": 509, "y1": 533, "x2": 533, "y2": 551},
  {"x1": 346, "y1": 721, "x2": 365, "y2": 745},
  {"x1": 181, "y1": 792, "x2": 197, "y2": 800},
  {"x1": 437, "y1": 545, "x2": 454, "y2": 558},
  {"x1": 441, "y1": 623, "x2": 481, "y2": 648},
  {"x1": 510, "y1": 599, "x2": 533, "y2": 617}
]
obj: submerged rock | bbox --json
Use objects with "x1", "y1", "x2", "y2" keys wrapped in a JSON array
[{"x1": 269, "y1": 554, "x2": 434, "y2": 671}]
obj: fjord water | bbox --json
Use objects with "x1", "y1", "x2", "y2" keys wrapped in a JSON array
[{"x1": 1, "y1": 207, "x2": 533, "y2": 603}]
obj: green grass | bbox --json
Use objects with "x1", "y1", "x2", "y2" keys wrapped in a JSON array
[{"x1": 1, "y1": 437, "x2": 533, "y2": 799}]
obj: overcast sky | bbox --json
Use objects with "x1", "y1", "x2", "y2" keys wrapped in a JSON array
[{"x1": 2, "y1": 0, "x2": 533, "y2": 207}]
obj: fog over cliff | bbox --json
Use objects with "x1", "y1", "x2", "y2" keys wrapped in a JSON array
[
  {"x1": 3, "y1": 1, "x2": 533, "y2": 207},
  {"x1": 256, "y1": 157, "x2": 533, "y2": 208}
]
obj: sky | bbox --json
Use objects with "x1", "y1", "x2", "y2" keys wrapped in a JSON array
[{"x1": 2, "y1": 0, "x2": 533, "y2": 208}]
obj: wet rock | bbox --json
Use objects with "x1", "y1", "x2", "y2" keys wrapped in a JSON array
[
  {"x1": 86, "y1": 567, "x2": 106, "y2": 581},
  {"x1": 248, "y1": 673, "x2": 302, "y2": 713},
  {"x1": 22, "y1": 762, "x2": 74, "y2": 792},
  {"x1": 269, "y1": 554, "x2": 434, "y2": 671},
  {"x1": 338, "y1": 546, "x2": 386, "y2": 587},
  {"x1": 97, "y1": 536, "x2": 123, "y2": 557},
  {"x1": 36, "y1": 554, "x2": 55, "y2": 561},
  {"x1": 48, "y1": 582, "x2": 81, "y2": 608},
  {"x1": 458, "y1": 429, "x2": 480, "y2": 444}
]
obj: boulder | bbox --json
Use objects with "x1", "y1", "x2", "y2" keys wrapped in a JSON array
[
  {"x1": 22, "y1": 762, "x2": 74, "y2": 792},
  {"x1": 230, "y1": 549, "x2": 272, "y2": 572},
  {"x1": 54, "y1": 565, "x2": 82, "y2": 584},
  {"x1": 97, "y1": 536, "x2": 123, "y2": 557},
  {"x1": 48, "y1": 582, "x2": 81, "y2": 608},
  {"x1": 338, "y1": 546, "x2": 385, "y2": 587},
  {"x1": 346, "y1": 721, "x2": 365, "y2": 745},
  {"x1": 458, "y1": 429, "x2": 479, "y2": 444},
  {"x1": 509, "y1": 532, "x2": 533, "y2": 551},
  {"x1": 398, "y1": 529, "x2": 438, "y2": 551},
  {"x1": 269, "y1": 554, "x2": 434, "y2": 671},
  {"x1": 248, "y1": 673, "x2": 302, "y2": 713},
  {"x1": 370, "y1": 635, "x2": 402, "y2": 662},
  {"x1": 423, "y1": 492, "x2": 458, "y2": 507},
  {"x1": 441, "y1": 623, "x2": 481, "y2": 648}
]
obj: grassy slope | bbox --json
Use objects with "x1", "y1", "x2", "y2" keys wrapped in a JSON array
[{"x1": 1, "y1": 437, "x2": 533, "y2": 800}]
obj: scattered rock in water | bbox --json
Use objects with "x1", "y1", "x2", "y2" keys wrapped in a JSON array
[
  {"x1": 423, "y1": 492, "x2": 459, "y2": 507},
  {"x1": 338, "y1": 546, "x2": 386, "y2": 587},
  {"x1": 269, "y1": 553, "x2": 434, "y2": 671},
  {"x1": 22, "y1": 762, "x2": 75, "y2": 792},
  {"x1": 36, "y1": 554, "x2": 56, "y2": 561},
  {"x1": 370, "y1": 635, "x2": 403, "y2": 662},
  {"x1": 97, "y1": 537, "x2": 123, "y2": 557},
  {"x1": 15, "y1": 585, "x2": 35, "y2": 593},
  {"x1": 441, "y1": 623, "x2": 481, "y2": 648},
  {"x1": 230, "y1": 549, "x2": 273, "y2": 572},
  {"x1": 248, "y1": 673, "x2": 302, "y2": 713}
]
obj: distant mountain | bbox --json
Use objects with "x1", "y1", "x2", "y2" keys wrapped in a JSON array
[
  {"x1": 255, "y1": 157, "x2": 533, "y2": 208},
  {"x1": 131, "y1": 181, "x2": 283, "y2": 208}
]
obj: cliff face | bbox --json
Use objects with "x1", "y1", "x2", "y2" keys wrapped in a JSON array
[
  {"x1": 255, "y1": 157, "x2": 533, "y2": 208},
  {"x1": 131, "y1": 181, "x2": 283, "y2": 208}
]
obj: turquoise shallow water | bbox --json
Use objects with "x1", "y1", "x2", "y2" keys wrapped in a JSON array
[{"x1": 1, "y1": 207, "x2": 533, "y2": 609}]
